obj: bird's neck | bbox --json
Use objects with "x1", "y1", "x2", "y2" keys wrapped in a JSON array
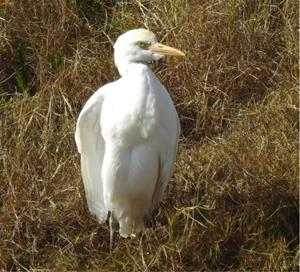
[{"x1": 115, "y1": 58, "x2": 149, "y2": 77}]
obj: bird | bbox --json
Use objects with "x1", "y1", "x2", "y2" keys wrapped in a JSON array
[{"x1": 75, "y1": 29, "x2": 184, "y2": 249}]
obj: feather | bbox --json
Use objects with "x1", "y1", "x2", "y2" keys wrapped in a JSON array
[{"x1": 75, "y1": 90, "x2": 108, "y2": 223}]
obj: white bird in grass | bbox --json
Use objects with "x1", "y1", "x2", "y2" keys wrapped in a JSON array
[{"x1": 75, "y1": 29, "x2": 184, "y2": 249}]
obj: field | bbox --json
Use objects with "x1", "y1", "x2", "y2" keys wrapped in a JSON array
[{"x1": 0, "y1": 0, "x2": 299, "y2": 271}]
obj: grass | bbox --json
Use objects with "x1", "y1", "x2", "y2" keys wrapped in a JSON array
[{"x1": 0, "y1": 0, "x2": 299, "y2": 271}]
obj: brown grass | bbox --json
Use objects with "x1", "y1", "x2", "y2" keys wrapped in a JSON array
[{"x1": 0, "y1": 0, "x2": 299, "y2": 271}]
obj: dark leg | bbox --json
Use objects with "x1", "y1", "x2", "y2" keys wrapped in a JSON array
[
  {"x1": 109, "y1": 212, "x2": 118, "y2": 252},
  {"x1": 109, "y1": 215, "x2": 114, "y2": 252}
]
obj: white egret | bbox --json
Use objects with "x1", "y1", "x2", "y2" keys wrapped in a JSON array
[{"x1": 75, "y1": 29, "x2": 184, "y2": 248}]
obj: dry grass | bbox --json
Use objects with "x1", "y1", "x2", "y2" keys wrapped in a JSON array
[{"x1": 0, "y1": 0, "x2": 299, "y2": 271}]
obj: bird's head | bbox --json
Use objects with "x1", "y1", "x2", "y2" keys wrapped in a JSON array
[{"x1": 113, "y1": 29, "x2": 185, "y2": 75}]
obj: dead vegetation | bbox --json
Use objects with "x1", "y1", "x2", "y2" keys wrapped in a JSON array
[{"x1": 0, "y1": 0, "x2": 299, "y2": 271}]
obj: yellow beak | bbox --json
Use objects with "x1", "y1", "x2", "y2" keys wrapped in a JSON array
[{"x1": 149, "y1": 43, "x2": 185, "y2": 57}]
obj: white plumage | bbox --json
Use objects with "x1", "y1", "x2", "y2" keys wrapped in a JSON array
[{"x1": 75, "y1": 29, "x2": 184, "y2": 240}]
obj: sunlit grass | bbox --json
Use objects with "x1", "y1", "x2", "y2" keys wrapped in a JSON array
[{"x1": 0, "y1": 0, "x2": 298, "y2": 270}]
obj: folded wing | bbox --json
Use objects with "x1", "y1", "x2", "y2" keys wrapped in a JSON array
[
  {"x1": 75, "y1": 90, "x2": 108, "y2": 223},
  {"x1": 150, "y1": 114, "x2": 181, "y2": 213}
]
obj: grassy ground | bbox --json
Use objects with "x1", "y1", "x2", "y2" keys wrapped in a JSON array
[{"x1": 0, "y1": 0, "x2": 299, "y2": 271}]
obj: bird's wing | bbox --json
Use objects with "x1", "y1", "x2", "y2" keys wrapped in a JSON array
[
  {"x1": 75, "y1": 88, "x2": 108, "y2": 223},
  {"x1": 150, "y1": 114, "x2": 181, "y2": 213}
]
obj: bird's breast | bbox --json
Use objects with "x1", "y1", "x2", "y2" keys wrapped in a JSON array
[{"x1": 101, "y1": 74, "x2": 159, "y2": 146}]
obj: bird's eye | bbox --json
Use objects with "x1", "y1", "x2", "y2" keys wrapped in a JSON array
[{"x1": 137, "y1": 41, "x2": 149, "y2": 49}]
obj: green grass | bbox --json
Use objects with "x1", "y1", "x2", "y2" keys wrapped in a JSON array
[{"x1": 0, "y1": 0, "x2": 298, "y2": 271}]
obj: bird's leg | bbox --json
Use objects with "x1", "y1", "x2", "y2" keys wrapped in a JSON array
[
  {"x1": 144, "y1": 214, "x2": 153, "y2": 228},
  {"x1": 109, "y1": 212, "x2": 118, "y2": 252},
  {"x1": 109, "y1": 215, "x2": 114, "y2": 252},
  {"x1": 145, "y1": 207, "x2": 160, "y2": 228}
]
